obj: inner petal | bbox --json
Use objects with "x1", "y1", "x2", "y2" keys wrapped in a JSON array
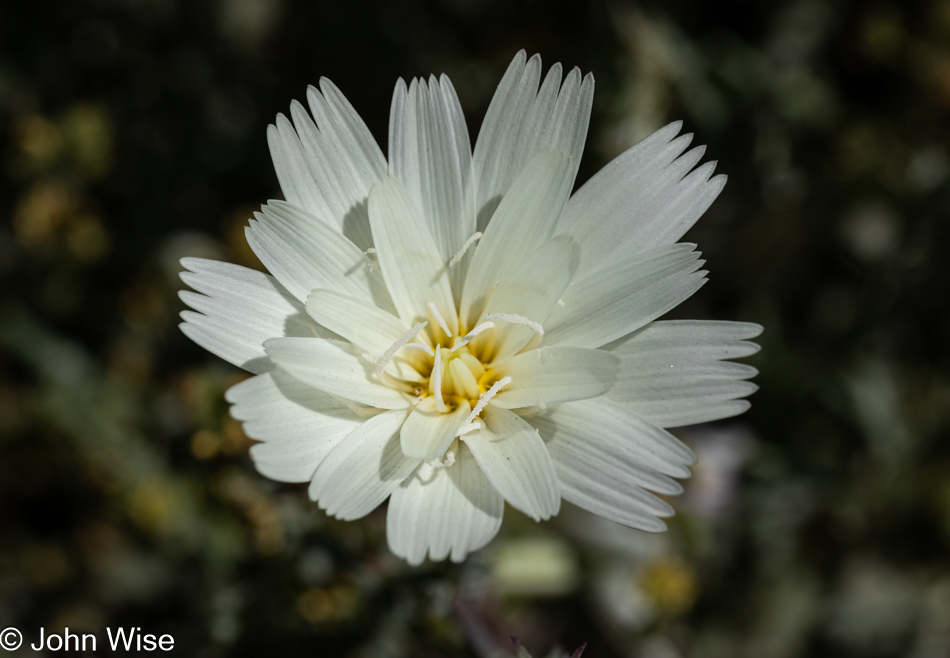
[
  {"x1": 449, "y1": 358, "x2": 480, "y2": 398},
  {"x1": 367, "y1": 176, "x2": 457, "y2": 333},
  {"x1": 477, "y1": 234, "x2": 579, "y2": 364},
  {"x1": 400, "y1": 397, "x2": 472, "y2": 460}
]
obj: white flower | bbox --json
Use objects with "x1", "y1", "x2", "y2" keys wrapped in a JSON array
[{"x1": 179, "y1": 51, "x2": 761, "y2": 565}]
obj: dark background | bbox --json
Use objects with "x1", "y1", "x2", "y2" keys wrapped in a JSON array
[{"x1": 2, "y1": 0, "x2": 949, "y2": 656}]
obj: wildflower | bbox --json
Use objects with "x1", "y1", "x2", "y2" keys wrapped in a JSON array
[{"x1": 180, "y1": 51, "x2": 761, "y2": 565}]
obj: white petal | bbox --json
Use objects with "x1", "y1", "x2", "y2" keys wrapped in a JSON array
[
  {"x1": 618, "y1": 396, "x2": 753, "y2": 430},
  {"x1": 400, "y1": 398, "x2": 472, "y2": 460},
  {"x1": 288, "y1": 87, "x2": 387, "y2": 247},
  {"x1": 367, "y1": 177, "x2": 458, "y2": 334},
  {"x1": 286, "y1": 100, "x2": 339, "y2": 224},
  {"x1": 387, "y1": 443, "x2": 503, "y2": 565},
  {"x1": 508, "y1": 64, "x2": 593, "y2": 198},
  {"x1": 491, "y1": 346, "x2": 619, "y2": 409},
  {"x1": 309, "y1": 409, "x2": 417, "y2": 520},
  {"x1": 472, "y1": 52, "x2": 593, "y2": 231},
  {"x1": 471, "y1": 51, "x2": 540, "y2": 227},
  {"x1": 268, "y1": 88, "x2": 385, "y2": 252},
  {"x1": 225, "y1": 370, "x2": 365, "y2": 482},
  {"x1": 306, "y1": 289, "x2": 408, "y2": 357},
  {"x1": 556, "y1": 122, "x2": 727, "y2": 278},
  {"x1": 547, "y1": 66, "x2": 594, "y2": 186},
  {"x1": 530, "y1": 398, "x2": 693, "y2": 531},
  {"x1": 605, "y1": 320, "x2": 762, "y2": 427},
  {"x1": 267, "y1": 116, "x2": 325, "y2": 218},
  {"x1": 462, "y1": 405, "x2": 560, "y2": 521},
  {"x1": 308, "y1": 79, "x2": 387, "y2": 195},
  {"x1": 179, "y1": 258, "x2": 312, "y2": 373},
  {"x1": 389, "y1": 75, "x2": 475, "y2": 299},
  {"x1": 264, "y1": 337, "x2": 409, "y2": 409},
  {"x1": 461, "y1": 149, "x2": 572, "y2": 328},
  {"x1": 533, "y1": 396, "x2": 696, "y2": 479},
  {"x1": 479, "y1": 235, "x2": 580, "y2": 363},
  {"x1": 246, "y1": 201, "x2": 394, "y2": 311},
  {"x1": 511, "y1": 62, "x2": 562, "y2": 175},
  {"x1": 543, "y1": 243, "x2": 706, "y2": 349},
  {"x1": 306, "y1": 79, "x2": 388, "y2": 250}
]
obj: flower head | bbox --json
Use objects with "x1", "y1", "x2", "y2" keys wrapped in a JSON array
[{"x1": 180, "y1": 51, "x2": 761, "y2": 565}]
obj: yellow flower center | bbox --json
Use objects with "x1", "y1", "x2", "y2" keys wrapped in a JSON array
[{"x1": 399, "y1": 307, "x2": 501, "y2": 414}]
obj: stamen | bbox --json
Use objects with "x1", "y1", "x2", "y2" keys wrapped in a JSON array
[
  {"x1": 432, "y1": 344, "x2": 448, "y2": 412},
  {"x1": 457, "y1": 375, "x2": 512, "y2": 435},
  {"x1": 448, "y1": 232, "x2": 482, "y2": 268},
  {"x1": 450, "y1": 321, "x2": 495, "y2": 352},
  {"x1": 426, "y1": 302, "x2": 453, "y2": 337},
  {"x1": 482, "y1": 313, "x2": 544, "y2": 337},
  {"x1": 456, "y1": 419, "x2": 484, "y2": 437},
  {"x1": 375, "y1": 321, "x2": 428, "y2": 377}
]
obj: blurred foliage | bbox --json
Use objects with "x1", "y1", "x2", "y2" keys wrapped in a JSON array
[{"x1": 2, "y1": 0, "x2": 949, "y2": 656}]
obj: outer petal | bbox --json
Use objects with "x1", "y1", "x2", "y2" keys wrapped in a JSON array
[
  {"x1": 264, "y1": 337, "x2": 409, "y2": 409},
  {"x1": 400, "y1": 398, "x2": 471, "y2": 460},
  {"x1": 472, "y1": 52, "x2": 593, "y2": 231},
  {"x1": 543, "y1": 243, "x2": 706, "y2": 349},
  {"x1": 225, "y1": 370, "x2": 365, "y2": 482},
  {"x1": 368, "y1": 177, "x2": 458, "y2": 335},
  {"x1": 556, "y1": 122, "x2": 726, "y2": 278},
  {"x1": 268, "y1": 80, "x2": 386, "y2": 250},
  {"x1": 307, "y1": 79, "x2": 388, "y2": 199},
  {"x1": 462, "y1": 405, "x2": 560, "y2": 521},
  {"x1": 460, "y1": 149, "x2": 572, "y2": 328},
  {"x1": 530, "y1": 398, "x2": 694, "y2": 531},
  {"x1": 389, "y1": 75, "x2": 475, "y2": 299},
  {"x1": 179, "y1": 258, "x2": 313, "y2": 373},
  {"x1": 605, "y1": 320, "x2": 762, "y2": 427},
  {"x1": 533, "y1": 396, "x2": 696, "y2": 479},
  {"x1": 309, "y1": 409, "x2": 417, "y2": 520},
  {"x1": 309, "y1": 79, "x2": 388, "y2": 249},
  {"x1": 479, "y1": 235, "x2": 580, "y2": 364},
  {"x1": 267, "y1": 115, "x2": 326, "y2": 222},
  {"x1": 491, "y1": 346, "x2": 618, "y2": 409},
  {"x1": 387, "y1": 443, "x2": 503, "y2": 565},
  {"x1": 246, "y1": 201, "x2": 394, "y2": 312}
]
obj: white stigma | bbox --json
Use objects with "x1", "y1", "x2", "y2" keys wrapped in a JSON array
[
  {"x1": 482, "y1": 313, "x2": 544, "y2": 337},
  {"x1": 375, "y1": 321, "x2": 428, "y2": 377},
  {"x1": 450, "y1": 321, "x2": 495, "y2": 352},
  {"x1": 456, "y1": 419, "x2": 484, "y2": 437},
  {"x1": 403, "y1": 342, "x2": 435, "y2": 357},
  {"x1": 432, "y1": 343, "x2": 447, "y2": 412},
  {"x1": 457, "y1": 375, "x2": 512, "y2": 435},
  {"x1": 448, "y1": 231, "x2": 482, "y2": 268},
  {"x1": 427, "y1": 443, "x2": 457, "y2": 469},
  {"x1": 427, "y1": 302, "x2": 453, "y2": 337}
]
